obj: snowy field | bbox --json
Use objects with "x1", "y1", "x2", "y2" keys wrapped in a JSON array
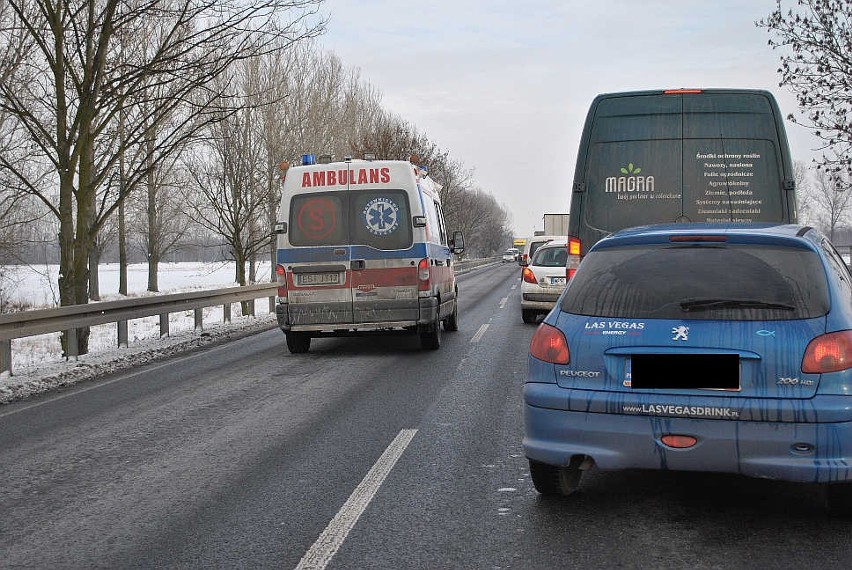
[{"x1": 0, "y1": 262, "x2": 277, "y2": 404}]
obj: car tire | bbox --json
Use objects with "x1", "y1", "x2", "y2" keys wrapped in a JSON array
[
  {"x1": 522, "y1": 309, "x2": 538, "y2": 324},
  {"x1": 420, "y1": 322, "x2": 442, "y2": 350},
  {"x1": 444, "y1": 298, "x2": 459, "y2": 332},
  {"x1": 528, "y1": 459, "x2": 582, "y2": 496},
  {"x1": 826, "y1": 483, "x2": 852, "y2": 517},
  {"x1": 286, "y1": 332, "x2": 311, "y2": 354}
]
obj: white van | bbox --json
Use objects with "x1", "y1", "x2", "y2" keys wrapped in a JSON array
[{"x1": 273, "y1": 155, "x2": 465, "y2": 353}]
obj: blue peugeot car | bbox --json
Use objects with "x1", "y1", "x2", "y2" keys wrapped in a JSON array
[{"x1": 524, "y1": 223, "x2": 852, "y2": 510}]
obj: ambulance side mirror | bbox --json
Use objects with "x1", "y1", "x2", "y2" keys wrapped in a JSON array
[{"x1": 450, "y1": 230, "x2": 465, "y2": 254}]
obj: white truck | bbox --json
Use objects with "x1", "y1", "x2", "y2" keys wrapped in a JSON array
[{"x1": 543, "y1": 213, "x2": 569, "y2": 236}]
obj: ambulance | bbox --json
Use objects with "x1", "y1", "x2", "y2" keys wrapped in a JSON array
[{"x1": 273, "y1": 154, "x2": 465, "y2": 353}]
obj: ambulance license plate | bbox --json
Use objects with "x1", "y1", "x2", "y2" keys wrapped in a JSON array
[{"x1": 298, "y1": 272, "x2": 340, "y2": 286}]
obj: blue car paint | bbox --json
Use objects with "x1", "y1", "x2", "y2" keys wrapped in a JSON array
[{"x1": 524, "y1": 223, "x2": 852, "y2": 484}]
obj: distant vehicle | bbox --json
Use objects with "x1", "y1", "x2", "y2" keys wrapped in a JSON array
[
  {"x1": 566, "y1": 88, "x2": 798, "y2": 279},
  {"x1": 274, "y1": 155, "x2": 464, "y2": 353},
  {"x1": 521, "y1": 242, "x2": 568, "y2": 323},
  {"x1": 502, "y1": 248, "x2": 520, "y2": 263},
  {"x1": 519, "y1": 235, "x2": 566, "y2": 266},
  {"x1": 525, "y1": 222, "x2": 852, "y2": 513},
  {"x1": 542, "y1": 213, "x2": 570, "y2": 236}
]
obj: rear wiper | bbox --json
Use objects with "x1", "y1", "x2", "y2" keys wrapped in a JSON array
[{"x1": 680, "y1": 299, "x2": 796, "y2": 312}]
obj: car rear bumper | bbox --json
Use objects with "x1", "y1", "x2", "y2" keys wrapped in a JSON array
[{"x1": 524, "y1": 382, "x2": 852, "y2": 483}]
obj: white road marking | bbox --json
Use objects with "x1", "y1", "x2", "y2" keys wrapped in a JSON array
[
  {"x1": 470, "y1": 324, "x2": 489, "y2": 343},
  {"x1": 295, "y1": 429, "x2": 418, "y2": 570},
  {"x1": 511, "y1": 284, "x2": 517, "y2": 290},
  {"x1": 499, "y1": 296, "x2": 508, "y2": 309}
]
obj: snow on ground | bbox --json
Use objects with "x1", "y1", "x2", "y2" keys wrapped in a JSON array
[{"x1": 0, "y1": 262, "x2": 277, "y2": 405}]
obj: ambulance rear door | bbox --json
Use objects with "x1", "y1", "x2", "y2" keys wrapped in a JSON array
[
  {"x1": 285, "y1": 171, "x2": 354, "y2": 326},
  {"x1": 348, "y1": 163, "x2": 421, "y2": 325}
]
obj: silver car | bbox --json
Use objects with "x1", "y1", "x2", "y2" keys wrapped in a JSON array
[{"x1": 521, "y1": 242, "x2": 567, "y2": 323}]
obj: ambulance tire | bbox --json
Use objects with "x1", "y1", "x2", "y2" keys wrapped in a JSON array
[
  {"x1": 420, "y1": 322, "x2": 442, "y2": 350},
  {"x1": 444, "y1": 298, "x2": 459, "y2": 332},
  {"x1": 286, "y1": 332, "x2": 311, "y2": 353}
]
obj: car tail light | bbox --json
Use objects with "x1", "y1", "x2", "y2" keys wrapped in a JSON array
[
  {"x1": 802, "y1": 331, "x2": 852, "y2": 373},
  {"x1": 275, "y1": 264, "x2": 287, "y2": 296},
  {"x1": 522, "y1": 267, "x2": 538, "y2": 284},
  {"x1": 418, "y1": 258, "x2": 431, "y2": 291},
  {"x1": 530, "y1": 323, "x2": 570, "y2": 364}
]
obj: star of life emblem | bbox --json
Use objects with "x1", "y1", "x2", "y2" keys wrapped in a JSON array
[
  {"x1": 363, "y1": 197, "x2": 400, "y2": 236},
  {"x1": 671, "y1": 325, "x2": 689, "y2": 341}
]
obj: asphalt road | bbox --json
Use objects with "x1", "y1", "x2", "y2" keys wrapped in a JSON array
[{"x1": 1, "y1": 263, "x2": 851, "y2": 569}]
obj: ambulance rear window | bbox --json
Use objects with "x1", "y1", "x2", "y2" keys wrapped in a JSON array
[{"x1": 289, "y1": 190, "x2": 412, "y2": 250}]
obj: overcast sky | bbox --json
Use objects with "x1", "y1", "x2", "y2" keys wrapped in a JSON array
[{"x1": 316, "y1": 0, "x2": 819, "y2": 238}]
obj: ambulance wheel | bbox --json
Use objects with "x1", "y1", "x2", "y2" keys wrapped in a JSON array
[
  {"x1": 522, "y1": 309, "x2": 538, "y2": 324},
  {"x1": 420, "y1": 322, "x2": 441, "y2": 350},
  {"x1": 528, "y1": 459, "x2": 582, "y2": 497},
  {"x1": 444, "y1": 299, "x2": 459, "y2": 332},
  {"x1": 286, "y1": 332, "x2": 311, "y2": 353}
]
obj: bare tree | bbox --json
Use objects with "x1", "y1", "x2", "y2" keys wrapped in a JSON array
[
  {"x1": 0, "y1": 1, "x2": 324, "y2": 355},
  {"x1": 758, "y1": 1, "x2": 852, "y2": 180},
  {"x1": 801, "y1": 166, "x2": 852, "y2": 240}
]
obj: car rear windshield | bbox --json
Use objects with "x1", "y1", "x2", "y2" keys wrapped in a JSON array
[
  {"x1": 561, "y1": 243, "x2": 829, "y2": 320},
  {"x1": 532, "y1": 246, "x2": 568, "y2": 268},
  {"x1": 289, "y1": 189, "x2": 412, "y2": 250}
]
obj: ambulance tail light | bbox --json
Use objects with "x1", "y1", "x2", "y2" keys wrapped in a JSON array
[
  {"x1": 522, "y1": 267, "x2": 538, "y2": 284},
  {"x1": 530, "y1": 323, "x2": 570, "y2": 365},
  {"x1": 418, "y1": 258, "x2": 431, "y2": 291},
  {"x1": 275, "y1": 264, "x2": 288, "y2": 298},
  {"x1": 566, "y1": 237, "x2": 581, "y2": 280}
]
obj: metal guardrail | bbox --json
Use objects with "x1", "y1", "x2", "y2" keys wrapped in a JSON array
[
  {"x1": 0, "y1": 283, "x2": 278, "y2": 375},
  {"x1": 0, "y1": 257, "x2": 502, "y2": 375}
]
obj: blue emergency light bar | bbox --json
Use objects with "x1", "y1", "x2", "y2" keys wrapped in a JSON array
[{"x1": 301, "y1": 153, "x2": 316, "y2": 165}]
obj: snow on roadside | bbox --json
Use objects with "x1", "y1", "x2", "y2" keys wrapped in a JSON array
[{"x1": 1, "y1": 261, "x2": 277, "y2": 405}]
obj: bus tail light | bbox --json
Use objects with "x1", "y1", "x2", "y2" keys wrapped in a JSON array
[
  {"x1": 530, "y1": 323, "x2": 570, "y2": 364},
  {"x1": 566, "y1": 237, "x2": 581, "y2": 280}
]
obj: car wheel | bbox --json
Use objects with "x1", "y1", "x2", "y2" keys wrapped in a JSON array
[
  {"x1": 286, "y1": 332, "x2": 311, "y2": 354},
  {"x1": 528, "y1": 459, "x2": 582, "y2": 496},
  {"x1": 444, "y1": 298, "x2": 459, "y2": 332},
  {"x1": 420, "y1": 322, "x2": 442, "y2": 350},
  {"x1": 522, "y1": 309, "x2": 538, "y2": 324},
  {"x1": 826, "y1": 483, "x2": 852, "y2": 517}
]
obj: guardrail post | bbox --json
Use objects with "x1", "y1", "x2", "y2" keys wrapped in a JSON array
[
  {"x1": 117, "y1": 320, "x2": 128, "y2": 348},
  {"x1": 66, "y1": 328, "x2": 78, "y2": 360},
  {"x1": 268, "y1": 296, "x2": 275, "y2": 314},
  {"x1": 0, "y1": 339, "x2": 12, "y2": 376},
  {"x1": 223, "y1": 303, "x2": 231, "y2": 323},
  {"x1": 249, "y1": 299, "x2": 256, "y2": 317},
  {"x1": 194, "y1": 308, "x2": 203, "y2": 330},
  {"x1": 159, "y1": 313, "x2": 169, "y2": 337}
]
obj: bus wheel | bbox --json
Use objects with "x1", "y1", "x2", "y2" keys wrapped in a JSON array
[
  {"x1": 420, "y1": 322, "x2": 441, "y2": 350},
  {"x1": 286, "y1": 332, "x2": 311, "y2": 354}
]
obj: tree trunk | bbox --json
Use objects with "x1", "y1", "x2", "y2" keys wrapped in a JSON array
[
  {"x1": 119, "y1": 109, "x2": 128, "y2": 296},
  {"x1": 88, "y1": 245, "x2": 100, "y2": 301},
  {"x1": 146, "y1": 127, "x2": 159, "y2": 292}
]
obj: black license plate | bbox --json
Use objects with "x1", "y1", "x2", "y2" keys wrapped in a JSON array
[{"x1": 630, "y1": 354, "x2": 740, "y2": 390}]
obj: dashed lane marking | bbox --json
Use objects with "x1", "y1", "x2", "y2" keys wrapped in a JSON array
[
  {"x1": 295, "y1": 429, "x2": 418, "y2": 570},
  {"x1": 471, "y1": 324, "x2": 489, "y2": 343}
]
